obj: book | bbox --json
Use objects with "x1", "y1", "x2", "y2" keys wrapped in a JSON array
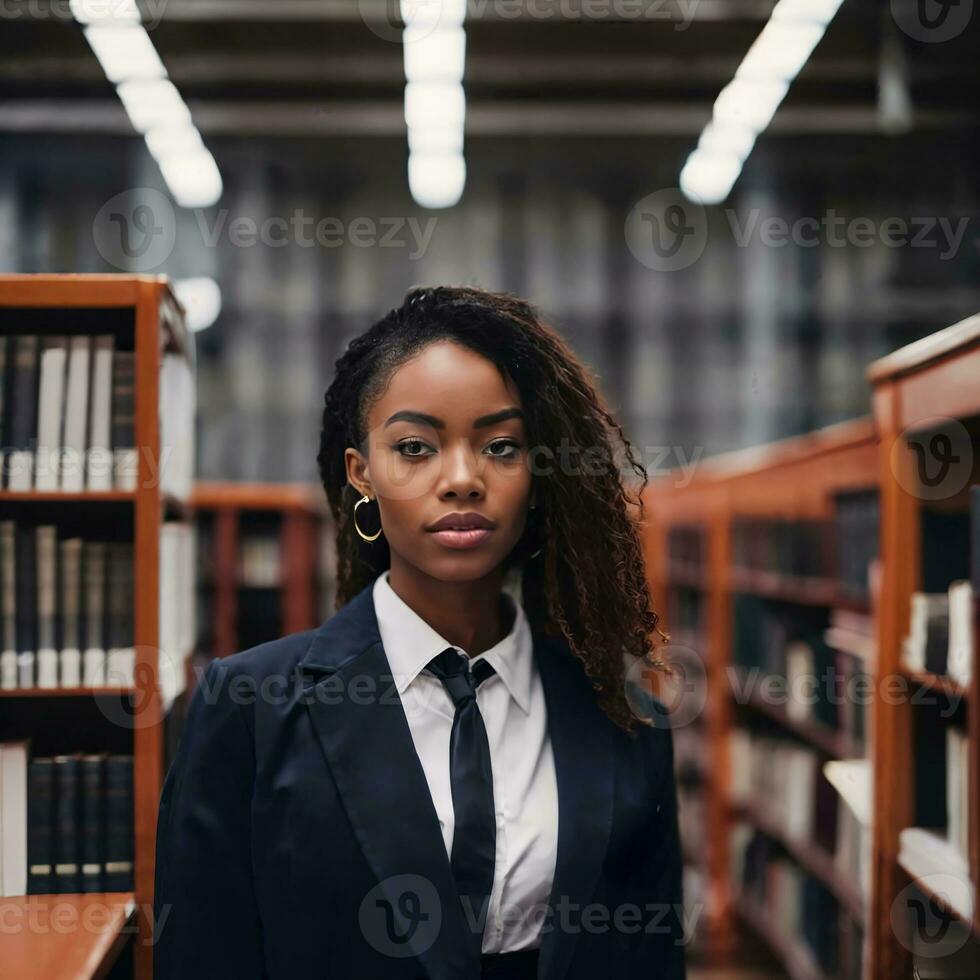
[
  {"x1": 27, "y1": 756, "x2": 55, "y2": 894},
  {"x1": 53, "y1": 753, "x2": 82, "y2": 893},
  {"x1": 105, "y1": 542, "x2": 135, "y2": 687},
  {"x1": 111, "y1": 349, "x2": 137, "y2": 491},
  {"x1": 59, "y1": 537, "x2": 83, "y2": 687},
  {"x1": 946, "y1": 580, "x2": 974, "y2": 688},
  {"x1": 1, "y1": 740, "x2": 29, "y2": 896},
  {"x1": 61, "y1": 335, "x2": 91, "y2": 492},
  {"x1": 902, "y1": 592, "x2": 949, "y2": 675},
  {"x1": 35, "y1": 336, "x2": 68, "y2": 491},
  {"x1": 14, "y1": 520, "x2": 36, "y2": 687},
  {"x1": 82, "y1": 540, "x2": 107, "y2": 687},
  {"x1": 5, "y1": 335, "x2": 40, "y2": 491},
  {"x1": 0, "y1": 521, "x2": 15, "y2": 689},
  {"x1": 86, "y1": 335, "x2": 114, "y2": 491},
  {"x1": 35, "y1": 525, "x2": 58, "y2": 688},
  {"x1": 80, "y1": 753, "x2": 107, "y2": 893},
  {"x1": 104, "y1": 755, "x2": 133, "y2": 891}
]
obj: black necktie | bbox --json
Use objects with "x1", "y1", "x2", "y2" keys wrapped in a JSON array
[{"x1": 424, "y1": 647, "x2": 497, "y2": 952}]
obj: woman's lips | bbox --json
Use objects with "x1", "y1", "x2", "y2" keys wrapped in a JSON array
[{"x1": 429, "y1": 527, "x2": 494, "y2": 550}]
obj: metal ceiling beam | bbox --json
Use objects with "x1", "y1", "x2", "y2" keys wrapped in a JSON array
[
  {"x1": 139, "y1": 0, "x2": 777, "y2": 21},
  {"x1": 0, "y1": 99, "x2": 971, "y2": 135},
  {"x1": 0, "y1": 54, "x2": 888, "y2": 85}
]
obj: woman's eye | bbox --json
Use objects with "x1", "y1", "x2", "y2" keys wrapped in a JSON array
[
  {"x1": 486, "y1": 439, "x2": 520, "y2": 459},
  {"x1": 396, "y1": 439, "x2": 431, "y2": 457}
]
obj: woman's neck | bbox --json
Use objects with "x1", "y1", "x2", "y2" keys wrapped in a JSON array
[{"x1": 386, "y1": 561, "x2": 511, "y2": 658}]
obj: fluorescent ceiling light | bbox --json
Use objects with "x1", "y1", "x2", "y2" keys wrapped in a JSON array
[
  {"x1": 401, "y1": 0, "x2": 466, "y2": 30},
  {"x1": 772, "y1": 0, "x2": 845, "y2": 25},
  {"x1": 404, "y1": 81, "x2": 466, "y2": 129},
  {"x1": 70, "y1": 0, "x2": 140, "y2": 24},
  {"x1": 697, "y1": 122, "x2": 757, "y2": 163},
  {"x1": 174, "y1": 277, "x2": 222, "y2": 332},
  {"x1": 408, "y1": 151, "x2": 466, "y2": 210},
  {"x1": 680, "y1": 149, "x2": 742, "y2": 206},
  {"x1": 116, "y1": 78, "x2": 191, "y2": 132},
  {"x1": 145, "y1": 123, "x2": 204, "y2": 160},
  {"x1": 408, "y1": 125, "x2": 464, "y2": 154},
  {"x1": 403, "y1": 25, "x2": 466, "y2": 82},
  {"x1": 713, "y1": 77, "x2": 789, "y2": 132},
  {"x1": 737, "y1": 20, "x2": 824, "y2": 81},
  {"x1": 158, "y1": 149, "x2": 223, "y2": 209},
  {"x1": 83, "y1": 24, "x2": 166, "y2": 83}
]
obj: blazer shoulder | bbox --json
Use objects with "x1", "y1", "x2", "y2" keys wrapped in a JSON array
[{"x1": 218, "y1": 627, "x2": 320, "y2": 683}]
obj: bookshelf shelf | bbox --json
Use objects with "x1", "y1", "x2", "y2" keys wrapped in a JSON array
[
  {"x1": 0, "y1": 274, "x2": 195, "y2": 980},
  {"x1": 0, "y1": 891, "x2": 136, "y2": 980},
  {"x1": 731, "y1": 798, "x2": 865, "y2": 924},
  {"x1": 733, "y1": 672, "x2": 864, "y2": 760}
]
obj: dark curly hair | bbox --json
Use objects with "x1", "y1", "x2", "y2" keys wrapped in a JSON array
[{"x1": 317, "y1": 285, "x2": 669, "y2": 736}]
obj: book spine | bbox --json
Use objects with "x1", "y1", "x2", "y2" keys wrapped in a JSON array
[
  {"x1": 103, "y1": 754, "x2": 134, "y2": 891},
  {"x1": 27, "y1": 757, "x2": 55, "y2": 894},
  {"x1": 53, "y1": 753, "x2": 82, "y2": 893},
  {"x1": 80, "y1": 753, "x2": 107, "y2": 893}
]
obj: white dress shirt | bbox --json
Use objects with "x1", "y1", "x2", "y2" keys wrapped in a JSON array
[{"x1": 372, "y1": 569, "x2": 559, "y2": 953}]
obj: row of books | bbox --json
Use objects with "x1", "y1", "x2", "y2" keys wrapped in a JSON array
[
  {"x1": 0, "y1": 521, "x2": 133, "y2": 689},
  {"x1": 736, "y1": 833, "x2": 845, "y2": 977},
  {"x1": 731, "y1": 516, "x2": 832, "y2": 583},
  {"x1": 902, "y1": 580, "x2": 974, "y2": 687},
  {"x1": 0, "y1": 334, "x2": 134, "y2": 492},
  {"x1": 732, "y1": 594, "x2": 861, "y2": 741},
  {"x1": 729, "y1": 730, "x2": 839, "y2": 852},
  {"x1": 0, "y1": 518, "x2": 195, "y2": 705},
  {"x1": 0, "y1": 335, "x2": 194, "y2": 498},
  {"x1": 0, "y1": 742, "x2": 133, "y2": 896},
  {"x1": 834, "y1": 489, "x2": 879, "y2": 602}
]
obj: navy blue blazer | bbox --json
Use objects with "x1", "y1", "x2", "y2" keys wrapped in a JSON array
[{"x1": 153, "y1": 578, "x2": 686, "y2": 980}]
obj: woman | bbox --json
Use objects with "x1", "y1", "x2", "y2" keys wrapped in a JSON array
[{"x1": 153, "y1": 285, "x2": 686, "y2": 980}]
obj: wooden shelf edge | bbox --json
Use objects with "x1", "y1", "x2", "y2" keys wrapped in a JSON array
[
  {"x1": 735, "y1": 897, "x2": 828, "y2": 980},
  {"x1": 731, "y1": 669, "x2": 865, "y2": 759},
  {"x1": 730, "y1": 798, "x2": 866, "y2": 925},
  {"x1": 0, "y1": 686, "x2": 136, "y2": 698}
]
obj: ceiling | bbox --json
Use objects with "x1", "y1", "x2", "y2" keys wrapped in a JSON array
[{"x1": 0, "y1": 0, "x2": 977, "y2": 137}]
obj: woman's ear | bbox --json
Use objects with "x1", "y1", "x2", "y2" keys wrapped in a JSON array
[{"x1": 344, "y1": 447, "x2": 373, "y2": 499}]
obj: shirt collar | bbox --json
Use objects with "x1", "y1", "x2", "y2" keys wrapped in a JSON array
[{"x1": 372, "y1": 569, "x2": 534, "y2": 715}]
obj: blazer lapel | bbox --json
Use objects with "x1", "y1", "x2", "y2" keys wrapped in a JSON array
[
  {"x1": 297, "y1": 585, "x2": 480, "y2": 980},
  {"x1": 532, "y1": 631, "x2": 615, "y2": 980}
]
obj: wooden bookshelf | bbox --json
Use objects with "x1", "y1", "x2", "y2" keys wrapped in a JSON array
[
  {"x1": 642, "y1": 313, "x2": 980, "y2": 977},
  {"x1": 643, "y1": 417, "x2": 879, "y2": 971},
  {"x1": 866, "y1": 312, "x2": 980, "y2": 978},
  {"x1": 190, "y1": 481, "x2": 333, "y2": 660},
  {"x1": 0, "y1": 274, "x2": 194, "y2": 980},
  {"x1": 0, "y1": 891, "x2": 136, "y2": 980}
]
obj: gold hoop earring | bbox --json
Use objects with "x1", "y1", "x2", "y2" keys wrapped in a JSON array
[{"x1": 353, "y1": 494, "x2": 383, "y2": 542}]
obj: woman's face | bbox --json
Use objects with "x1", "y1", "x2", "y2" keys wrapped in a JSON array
[{"x1": 345, "y1": 340, "x2": 533, "y2": 583}]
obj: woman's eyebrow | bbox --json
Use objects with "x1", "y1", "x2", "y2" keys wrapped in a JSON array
[{"x1": 383, "y1": 407, "x2": 525, "y2": 430}]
